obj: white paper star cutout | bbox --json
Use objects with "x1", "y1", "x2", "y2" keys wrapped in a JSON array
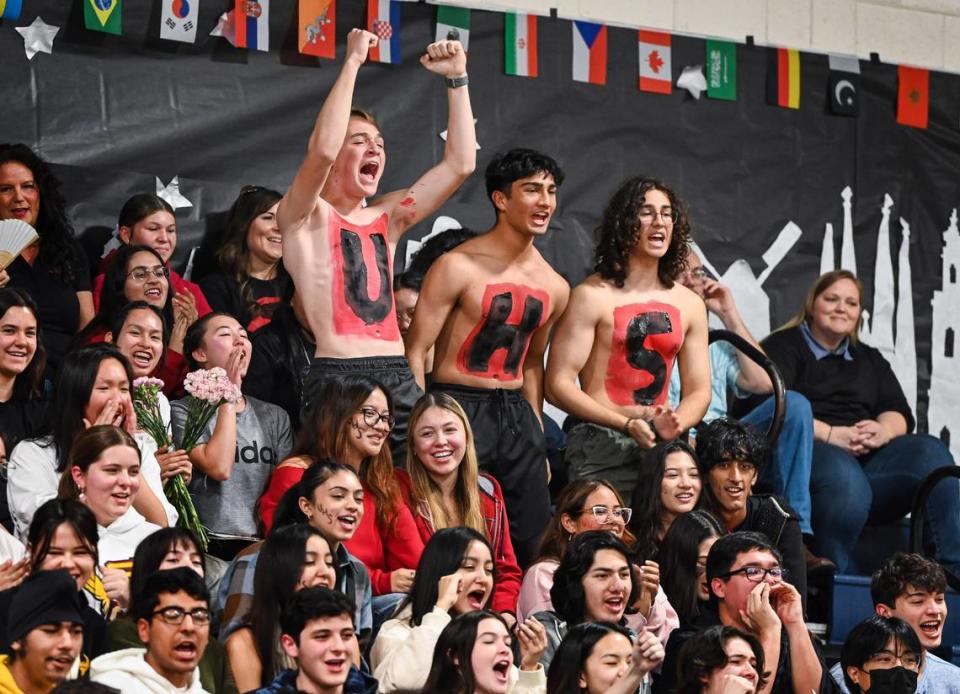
[
  {"x1": 210, "y1": 10, "x2": 237, "y2": 47},
  {"x1": 156, "y1": 176, "x2": 193, "y2": 210},
  {"x1": 440, "y1": 119, "x2": 481, "y2": 150},
  {"x1": 16, "y1": 17, "x2": 60, "y2": 61},
  {"x1": 677, "y1": 65, "x2": 707, "y2": 99}
]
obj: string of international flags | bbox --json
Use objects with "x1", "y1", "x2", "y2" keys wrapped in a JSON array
[{"x1": 2, "y1": 0, "x2": 935, "y2": 129}]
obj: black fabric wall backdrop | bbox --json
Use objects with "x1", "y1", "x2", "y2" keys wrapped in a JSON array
[{"x1": 3, "y1": 1, "x2": 960, "y2": 434}]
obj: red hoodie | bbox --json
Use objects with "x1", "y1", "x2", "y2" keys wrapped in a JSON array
[{"x1": 394, "y1": 469, "x2": 522, "y2": 615}]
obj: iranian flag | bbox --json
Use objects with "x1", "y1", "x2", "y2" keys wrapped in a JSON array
[
  {"x1": 435, "y1": 5, "x2": 469, "y2": 51},
  {"x1": 504, "y1": 12, "x2": 537, "y2": 77}
]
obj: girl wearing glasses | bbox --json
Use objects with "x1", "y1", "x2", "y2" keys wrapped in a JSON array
[
  {"x1": 258, "y1": 374, "x2": 423, "y2": 602},
  {"x1": 78, "y1": 244, "x2": 194, "y2": 396},
  {"x1": 92, "y1": 193, "x2": 211, "y2": 321},
  {"x1": 531, "y1": 531, "x2": 666, "y2": 670},
  {"x1": 172, "y1": 313, "x2": 293, "y2": 561},
  {"x1": 518, "y1": 480, "x2": 677, "y2": 650},
  {"x1": 397, "y1": 392, "x2": 522, "y2": 624},
  {"x1": 7, "y1": 345, "x2": 171, "y2": 536},
  {"x1": 199, "y1": 186, "x2": 292, "y2": 332},
  {"x1": 106, "y1": 527, "x2": 237, "y2": 694}
]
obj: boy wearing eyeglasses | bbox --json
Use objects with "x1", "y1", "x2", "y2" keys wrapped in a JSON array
[
  {"x1": 545, "y1": 177, "x2": 711, "y2": 504},
  {"x1": 696, "y1": 418, "x2": 808, "y2": 610},
  {"x1": 655, "y1": 532, "x2": 828, "y2": 694},
  {"x1": 91, "y1": 568, "x2": 211, "y2": 693}
]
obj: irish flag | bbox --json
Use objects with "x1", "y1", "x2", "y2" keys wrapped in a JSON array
[
  {"x1": 572, "y1": 21, "x2": 606, "y2": 85},
  {"x1": 367, "y1": 0, "x2": 400, "y2": 64},
  {"x1": 504, "y1": 12, "x2": 537, "y2": 77}
]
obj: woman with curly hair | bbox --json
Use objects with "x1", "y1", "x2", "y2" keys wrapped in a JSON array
[
  {"x1": 0, "y1": 144, "x2": 93, "y2": 377},
  {"x1": 199, "y1": 185, "x2": 292, "y2": 331},
  {"x1": 545, "y1": 176, "x2": 710, "y2": 503}
]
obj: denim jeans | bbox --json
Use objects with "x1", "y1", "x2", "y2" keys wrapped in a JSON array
[
  {"x1": 808, "y1": 434, "x2": 960, "y2": 573},
  {"x1": 742, "y1": 391, "x2": 814, "y2": 535}
]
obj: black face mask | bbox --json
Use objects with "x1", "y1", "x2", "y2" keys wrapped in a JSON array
[{"x1": 868, "y1": 666, "x2": 918, "y2": 694}]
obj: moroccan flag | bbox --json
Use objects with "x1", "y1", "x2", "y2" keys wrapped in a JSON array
[
  {"x1": 638, "y1": 30, "x2": 671, "y2": 94},
  {"x1": 572, "y1": 21, "x2": 606, "y2": 85},
  {"x1": 706, "y1": 39, "x2": 736, "y2": 100},
  {"x1": 299, "y1": 0, "x2": 335, "y2": 58},
  {"x1": 160, "y1": 0, "x2": 199, "y2": 43},
  {"x1": 828, "y1": 54, "x2": 860, "y2": 116},
  {"x1": 504, "y1": 12, "x2": 537, "y2": 77},
  {"x1": 367, "y1": 0, "x2": 399, "y2": 64},
  {"x1": 897, "y1": 65, "x2": 929, "y2": 129},
  {"x1": 234, "y1": 0, "x2": 269, "y2": 51},
  {"x1": 435, "y1": 5, "x2": 469, "y2": 50},
  {"x1": 83, "y1": 0, "x2": 121, "y2": 35},
  {"x1": 767, "y1": 47, "x2": 800, "y2": 109},
  {"x1": 0, "y1": 0, "x2": 23, "y2": 21}
]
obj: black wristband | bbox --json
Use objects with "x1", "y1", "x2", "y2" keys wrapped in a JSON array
[{"x1": 445, "y1": 75, "x2": 469, "y2": 89}]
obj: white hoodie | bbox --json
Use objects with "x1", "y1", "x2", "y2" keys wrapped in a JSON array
[
  {"x1": 90, "y1": 647, "x2": 210, "y2": 693},
  {"x1": 98, "y1": 508, "x2": 162, "y2": 566}
]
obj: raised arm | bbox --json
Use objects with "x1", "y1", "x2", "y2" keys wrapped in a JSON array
[
  {"x1": 278, "y1": 29, "x2": 378, "y2": 231},
  {"x1": 383, "y1": 40, "x2": 476, "y2": 241},
  {"x1": 404, "y1": 255, "x2": 464, "y2": 389}
]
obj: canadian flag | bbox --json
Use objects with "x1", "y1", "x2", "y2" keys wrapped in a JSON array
[{"x1": 638, "y1": 30, "x2": 672, "y2": 94}]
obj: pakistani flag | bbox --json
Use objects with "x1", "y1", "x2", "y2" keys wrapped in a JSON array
[
  {"x1": 828, "y1": 54, "x2": 860, "y2": 117},
  {"x1": 435, "y1": 5, "x2": 469, "y2": 50},
  {"x1": 706, "y1": 39, "x2": 736, "y2": 100}
]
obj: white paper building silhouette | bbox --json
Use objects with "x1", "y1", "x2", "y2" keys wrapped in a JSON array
[{"x1": 927, "y1": 209, "x2": 960, "y2": 458}]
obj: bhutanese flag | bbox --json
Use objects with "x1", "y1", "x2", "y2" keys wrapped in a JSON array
[
  {"x1": 504, "y1": 12, "x2": 537, "y2": 77},
  {"x1": 84, "y1": 0, "x2": 121, "y2": 35},
  {"x1": 0, "y1": 0, "x2": 23, "y2": 21},
  {"x1": 638, "y1": 30, "x2": 672, "y2": 94},
  {"x1": 367, "y1": 0, "x2": 400, "y2": 64},
  {"x1": 767, "y1": 47, "x2": 800, "y2": 109},
  {"x1": 572, "y1": 21, "x2": 606, "y2": 85},
  {"x1": 435, "y1": 5, "x2": 469, "y2": 50},
  {"x1": 299, "y1": 0, "x2": 335, "y2": 58},
  {"x1": 234, "y1": 0, "x2": 269, "y2": 52},
  {"x1": 897, "y1": 65, "x2": 929, "y2": 129}
]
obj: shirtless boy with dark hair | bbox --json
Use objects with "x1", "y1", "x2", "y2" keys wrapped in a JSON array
[
  {"x1": 545, "y1": 176, "x2": 711, "y2": 502},
  {"x1": 405, "y1": 148, "x2": 570, "y2": 566},
  {"x1": 278, "y1": 28, "x2": 476, "y2": 450}
]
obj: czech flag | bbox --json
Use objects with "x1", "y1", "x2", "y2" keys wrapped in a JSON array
[
  {"x1": 234, "y1": 0, "x2": 269, "y2": 52},
  {"x1": 572, "y1": 21, "x2": 606, "y2": 85},
  {"x1": 367, "y1": 0, "x2": 400, "y2": 64}
]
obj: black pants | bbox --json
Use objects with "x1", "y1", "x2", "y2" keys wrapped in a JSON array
[
  {"x1": 431, "y1": 382, "x2": 550, "y2": 568},
  {"x1": 302, "y1": 355, "x2": 423, "y2": 462}
]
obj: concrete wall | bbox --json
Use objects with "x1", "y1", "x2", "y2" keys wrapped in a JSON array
[{"x1": 449, "y1": 0, "x2": 960, "y2": 73}]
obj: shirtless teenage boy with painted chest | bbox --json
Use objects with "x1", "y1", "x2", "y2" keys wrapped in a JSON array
[
  {"x1": 546, "y1": 177, "x2": 711, "y2": 502},
  {"x1": 405, "y1": 149, "x2": 570, "y2": 565},
  {"x1": 277, "y1": 29, "x2": 476, "y2": 446}
]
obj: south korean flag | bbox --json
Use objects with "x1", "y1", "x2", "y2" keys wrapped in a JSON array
[{"x1": 161, "y1": 0, "x2": 199, "y2": 43}]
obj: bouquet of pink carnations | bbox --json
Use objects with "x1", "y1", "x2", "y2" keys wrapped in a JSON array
[
  {"x1": 131, "y1": 376, "x2": 208, "y2": 550},
  {"x1": 179, "y1": 367, "x2": 244, "y2": 451}
]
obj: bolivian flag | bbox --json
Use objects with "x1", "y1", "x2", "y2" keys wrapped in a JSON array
[{"x1": 767, "y1": 47, "x2": 800, "y2": 109}]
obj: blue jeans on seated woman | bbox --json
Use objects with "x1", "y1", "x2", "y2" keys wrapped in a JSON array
[{"x1": 808, "y1": 434, "x2": 960, "y2": 574}]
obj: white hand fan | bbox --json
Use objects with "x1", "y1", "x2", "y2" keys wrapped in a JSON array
[{"x1": 0, "y1": 220, "x2": 39, "y2": 270}]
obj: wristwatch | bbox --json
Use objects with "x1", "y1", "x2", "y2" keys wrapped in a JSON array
[{"x1": 446, "y1": 75, "x2": 469, "y2": 89}]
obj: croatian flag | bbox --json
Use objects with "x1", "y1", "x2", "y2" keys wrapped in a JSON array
[
  {"x1": 234, "y1": 0, "x2": 269, "y2": 52},
  {"x1": 572, "y1": 21, "x2": 607, "y2": 85},
  {"x1": 368, "y1": 0, "x2": 400, "y2": 64}
]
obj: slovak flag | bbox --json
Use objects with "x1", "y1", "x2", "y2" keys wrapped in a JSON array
[
  {"x1": 367, "y1": 0, "x2": 400, "y2": 64},
  {"x1": 572, "y1": 21, "x2": 607, "y2": 85},
  {"x1": 638, "y1": 30, "x2": 672, "y2": 94},
  {"x1": 234, "y1": 0, "x2": 269, "y2": 52}
]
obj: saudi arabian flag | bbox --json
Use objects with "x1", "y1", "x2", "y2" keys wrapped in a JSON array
[
  {"x1": 84, "y1": 0, "x2": 122, "y2": 35},
  {"x1": 435, "y1": 5, "x2": 469, "y2": 51},
  {"x1": 505, "y1": 12, "x2": 537, "y2": 77},
  {"x1": 706, "y1": 39, "x2": 736, "y2": 100}
]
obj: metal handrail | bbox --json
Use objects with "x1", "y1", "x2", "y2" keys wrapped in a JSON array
[{"x1": 708, "y1": 329, "x2": 787, "y2": 446}]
